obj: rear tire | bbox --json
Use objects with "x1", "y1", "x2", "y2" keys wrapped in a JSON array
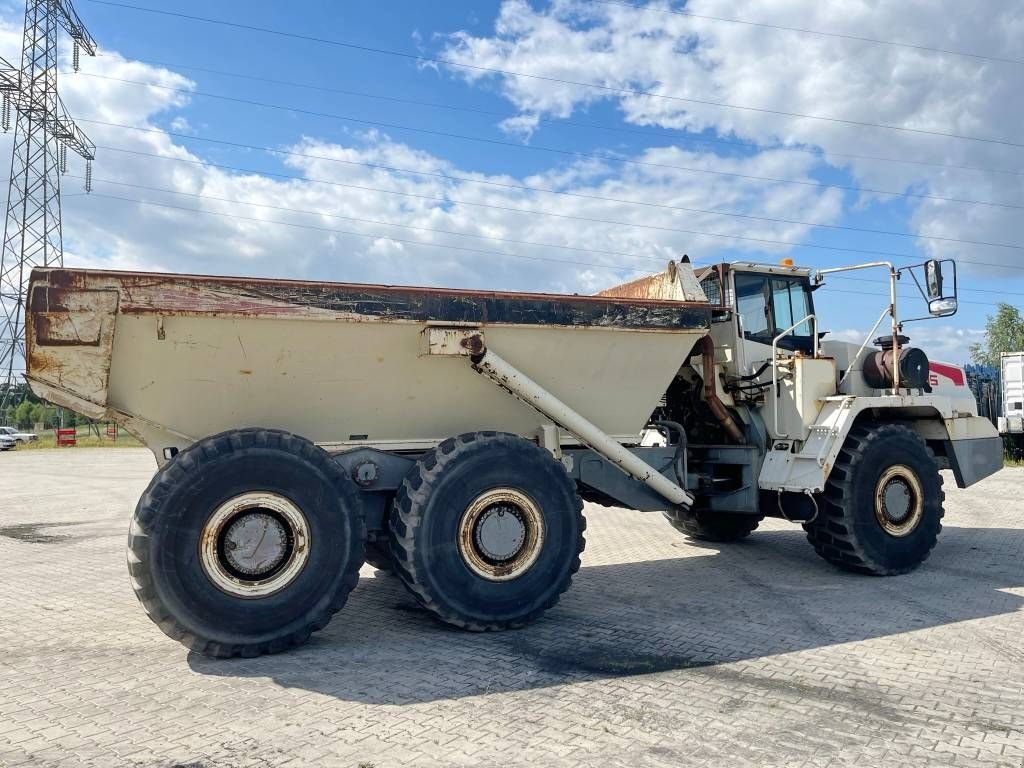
[
  {"x1": 389, "y1": 432, "x2": 585, "y2": 631},
  {"x1": 804, "y1": 424, "x2": 944, "y2": 575},
  {"x1": 363, "y1": 538, "x2": 393, "y2": 572},
  {"x1": 128, "y1": 428, "x2": 365, "y2": 658},
  {"x1": 663, "y1": 508, "x2": 761, "y2": 542}
]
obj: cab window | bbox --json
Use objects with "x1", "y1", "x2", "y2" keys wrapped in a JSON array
[
  {"x1": 735, "y1": 274, "x2": 770, "y2": 343},
  {"x1": 734, "y1": 272, "x2": 815, "y2": 352},
  {"x1": 700, "y1": 273, "x2": 723, "y2": 305},
  {"x1": 771, "y1": 278, "x2": 812, "y2": 338}
]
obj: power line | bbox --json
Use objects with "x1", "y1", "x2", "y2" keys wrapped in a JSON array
[
  {"x1": 79, "y1": 191, "x2": 642, "y2": 274},
  {"x1": 66, "y1": 173, "x2": 1024, "y2": 300},
  {"x1": 76, "y1": 73, "x2": 1024, "y2": 211},
  {"x1": 85, "y1": 0, "x2": 1024, "y2": 149},
  {"x1": 63, "y1": 188, "x2": 1018, "y2": 309},
  {"x1": 0, "y1": 0, "x2": 98, "y2": 409},
  {"x1": 77, "y1": 145, "x2": 1024, "y2": 273},
  {"x1": 69, "y1": 174, "x2": 669, "y2": 266},
  {"x1": 85, "y1": 56, "x2": 1024, "y2": 178},
  {"x1": 79, "y1": 118, "x2": 1024, "y2": 253},
  {"x1": 591, "y1": 0, "x2": 1024, "y2": 67},
  {"x1": 89, "y1": 144, "x2": 942, "y2": 263}
]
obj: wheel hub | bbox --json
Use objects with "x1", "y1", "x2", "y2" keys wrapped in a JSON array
[
  {"x1": 200, "y1": 492, "x2": 311, "y2": 598},
  {"x1": 223, "y1": 513, "x2": 290, "y2": 577},
  {"x1": 874, "y1": 465, "x2": 924, "y2": 537},
  {"x1": 458, "y1": 489, "x2": 544, "y2": 581},
  {"x1": 473, "y1": 504, "x2": 528, "y2": 562}
]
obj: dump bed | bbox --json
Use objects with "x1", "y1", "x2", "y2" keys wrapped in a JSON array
[{"x1": 26, "y1": 267, "x2": 711, "y2": 459}]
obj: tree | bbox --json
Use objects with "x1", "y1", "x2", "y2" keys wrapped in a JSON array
[
  {"x1": 970, "y1": 304, "x2": 1024, "y2": 367},
  {"x1": 14, "y1": 400, "x2": 33, "y2": 429}
]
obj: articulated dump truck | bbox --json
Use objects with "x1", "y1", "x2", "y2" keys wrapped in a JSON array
[{"x1": 25, "y1": 257, "x2": 1003, "y2": 657}]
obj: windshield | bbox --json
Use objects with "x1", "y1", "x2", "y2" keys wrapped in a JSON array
[
  {"x1": 734, "y1": 272, "x2": 815, "y2": 352},
  {"x1": 771, "y1": 278, "x2": 812, "y2": 337}
]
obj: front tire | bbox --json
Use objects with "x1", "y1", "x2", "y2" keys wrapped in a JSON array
[
  {"x1": 389, "y1": 432, "x2": 585, "y2": 631},
  {"x1": 804, "y1": 424, "x2": 944, "y2": 575},
  {"x1": 128, "y1": 428, "x2": 365, "y2": 658}
]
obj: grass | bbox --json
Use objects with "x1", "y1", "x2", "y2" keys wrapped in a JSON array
[{"x1": 11, "y1": 428, "x2": 143, "y2": 450}]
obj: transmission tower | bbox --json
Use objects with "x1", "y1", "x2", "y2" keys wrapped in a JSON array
[{"x1": 0, "y1": 0, "x2": 96, "y2": 413}]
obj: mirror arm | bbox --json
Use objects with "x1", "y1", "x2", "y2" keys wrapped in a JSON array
[{"x1": 904, "y1": 267, "x2": 929, "y2": 303}]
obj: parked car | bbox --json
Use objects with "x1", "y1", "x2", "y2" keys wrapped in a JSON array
[
  {"x1": 0, "y1": 426, "x2": 38, "y2": 444},
  {"x1": 0, "y1": 433, "x2": 15, "y2": 451}
]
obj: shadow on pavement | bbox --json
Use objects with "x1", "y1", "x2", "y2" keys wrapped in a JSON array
[{"x1": 188, "y1": 524, "x2": 1023, "y2": 705}]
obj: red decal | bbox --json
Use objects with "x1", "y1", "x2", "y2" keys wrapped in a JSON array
[{"x1": 929, "y1": 362, "x2": 965, "y2": 387}]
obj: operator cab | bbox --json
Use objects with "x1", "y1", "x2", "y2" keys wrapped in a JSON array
[{"x1": 698, "y1": 262, "x2": 817, "y2": 371}]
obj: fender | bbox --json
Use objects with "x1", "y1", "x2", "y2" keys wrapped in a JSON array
[{"x1": 759, "y1": 394, "x2": 1002, "y2": 493}]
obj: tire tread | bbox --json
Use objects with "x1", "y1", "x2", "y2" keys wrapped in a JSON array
[
  {"x1": 803, "y1": 424, "x2": 944, "y2": 575},
  {"x1": 127, "y1": 427, "x2": 365, "y2": 658},
  {"x1": 389, "y1": 432, "x2": 585, "y2": 631}
]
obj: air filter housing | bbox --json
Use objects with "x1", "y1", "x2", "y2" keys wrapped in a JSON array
[{"x1": 863, "y1": 336, "x2": 931, "y2": 391}]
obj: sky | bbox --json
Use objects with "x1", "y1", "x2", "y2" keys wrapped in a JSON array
[{"x1": 1, "y1": 0, "x2": 1022, "y2": 363}]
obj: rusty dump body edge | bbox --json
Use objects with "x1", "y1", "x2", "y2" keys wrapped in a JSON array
[
  {"x1": 29, "y1": 267, "x2": 712, "y2": 327},
  {"x1": 26, "y1": 267, "x2": 712, "y2": 459}
]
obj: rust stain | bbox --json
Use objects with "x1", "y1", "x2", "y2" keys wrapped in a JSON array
[
  {"x1": 239, "y1": 369, "x2": 253, "y2": 375},
  {"x1": 459, "y1": 333, "x2": 486, "y2": 356},
  {"x1": 37, "y1": 266, "x2": 711, "y2": 330},
  {"x1": 32, "y1": 313, "x2": 102, "y2": 347}
]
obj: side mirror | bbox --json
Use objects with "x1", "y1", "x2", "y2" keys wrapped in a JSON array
[
  {"x1": 925, "y1": 259, "x2": 943, "y2": 299},
  {"x1": 929, "y1": 297, "x2": 958, "y2": 317}
]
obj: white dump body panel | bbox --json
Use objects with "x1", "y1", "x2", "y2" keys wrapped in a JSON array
[
  {"x1": 1000, "y1": 352, "x2": 1024, "y2": 434},
  {"x1": 25, "y1": 268, "x2": 711, "y2": 459}
]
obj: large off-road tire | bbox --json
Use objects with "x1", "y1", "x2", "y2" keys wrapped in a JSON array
[
  {"x1": 663, "y1": 508, "x2": 762, "y2": 542},
  {"x1": 363, "y1": 539, "x2": 393, "y2": 572},
  {"x1": 389, "y1": 432, "x2": 585, "y2": 631},
  {"x1": 804, "y1": 424, "x2": 944, "y2": 575},
  {"x1": 128, "y1": 428, "x2": 365, "y2": 658}
]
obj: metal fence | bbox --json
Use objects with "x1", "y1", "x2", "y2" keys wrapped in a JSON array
[{"x1": 965, "y1": 364, "x2": 1001, "y2": 427}]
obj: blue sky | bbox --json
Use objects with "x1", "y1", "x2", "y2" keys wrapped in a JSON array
[{"x1": 2, "y1": 0, "x2": 1021, "y2": 362}]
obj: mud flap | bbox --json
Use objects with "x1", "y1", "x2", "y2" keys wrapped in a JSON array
[{"x1": 946, "y1": 436, "x2": 1004, "y2": 488}]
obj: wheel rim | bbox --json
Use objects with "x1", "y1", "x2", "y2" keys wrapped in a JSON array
[
  {"x1": 200, "y1": 492, "x2": 310, "y2": 598},
  {"x1": 457, "y1": 488, "x2": 545, "y2": 581},
  {"x1": 874, "y1": 465, "x2": 924, "y2": 537}
]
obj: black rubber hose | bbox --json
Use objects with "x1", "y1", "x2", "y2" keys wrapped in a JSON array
[
  {"x1": 736, "y1": 360, "x2": 773, "y2": 382},
  {"x1": 649, "y1": 419, "x2": 688, "y2": 488}
]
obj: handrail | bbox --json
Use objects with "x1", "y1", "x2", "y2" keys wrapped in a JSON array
[
  {"x1": 771, "y1": 313, "x2": 818, "y2": 439},
  {"x1": 815, "y1": 261, "x2": 901, "y2": 389},
  {"x1": 837, "y1": 306, "x2": 890, "y2": 390}
]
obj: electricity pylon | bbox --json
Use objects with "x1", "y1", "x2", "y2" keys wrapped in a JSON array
[{"x1": 0, "y1": 0, "x2": 96, "y2": 412}]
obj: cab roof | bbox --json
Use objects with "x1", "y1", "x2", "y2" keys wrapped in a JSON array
[{"x1": 697, "y1": 261, "x2": 813, "y2": 279}]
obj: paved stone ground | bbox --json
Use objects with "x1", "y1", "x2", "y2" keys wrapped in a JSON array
[{"x1": 0, "y1": 449, "x2": 1022, "y2": 768}]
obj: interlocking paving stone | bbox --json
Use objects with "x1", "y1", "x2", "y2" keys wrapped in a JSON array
[{"x1": 0, "y1": 449, "x2": 1022, "y2": 767}]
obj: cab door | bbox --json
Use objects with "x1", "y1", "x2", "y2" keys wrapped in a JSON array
[
  {"x1": 732, "y1": 271, "x2": 832, "y2": 441},
  {"x1": 733, "y1": 271, "x2": 815, "y2": 372}
]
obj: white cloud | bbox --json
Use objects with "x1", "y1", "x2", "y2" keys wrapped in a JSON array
[
  {"x1": 1, "y1": 1, "x2": 1012, "y2": 314},
  {"x1": 0, "y1": 20, "x2": 843, "y2": 295},
  {"x1": 831, "y1": 324, "x2": 984, "y2": 364},
  {"x1": 440, "y1": 0, "x2": 1024, "y2": 275}
]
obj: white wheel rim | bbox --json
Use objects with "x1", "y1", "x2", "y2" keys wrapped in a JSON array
[
  {"x1": 457, "y1": 488, "x2": 545, "y2": 582},
  {"x1": 874, "y1": 465, "x2": 924, "y2": 537},
  {"x1": 200, "y1": 491, "x2": 310, "y2": 598}
]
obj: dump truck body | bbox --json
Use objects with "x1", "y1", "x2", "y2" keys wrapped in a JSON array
[{"x1": 26, "y1": 267, "x2": 711, "y2": 459}]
